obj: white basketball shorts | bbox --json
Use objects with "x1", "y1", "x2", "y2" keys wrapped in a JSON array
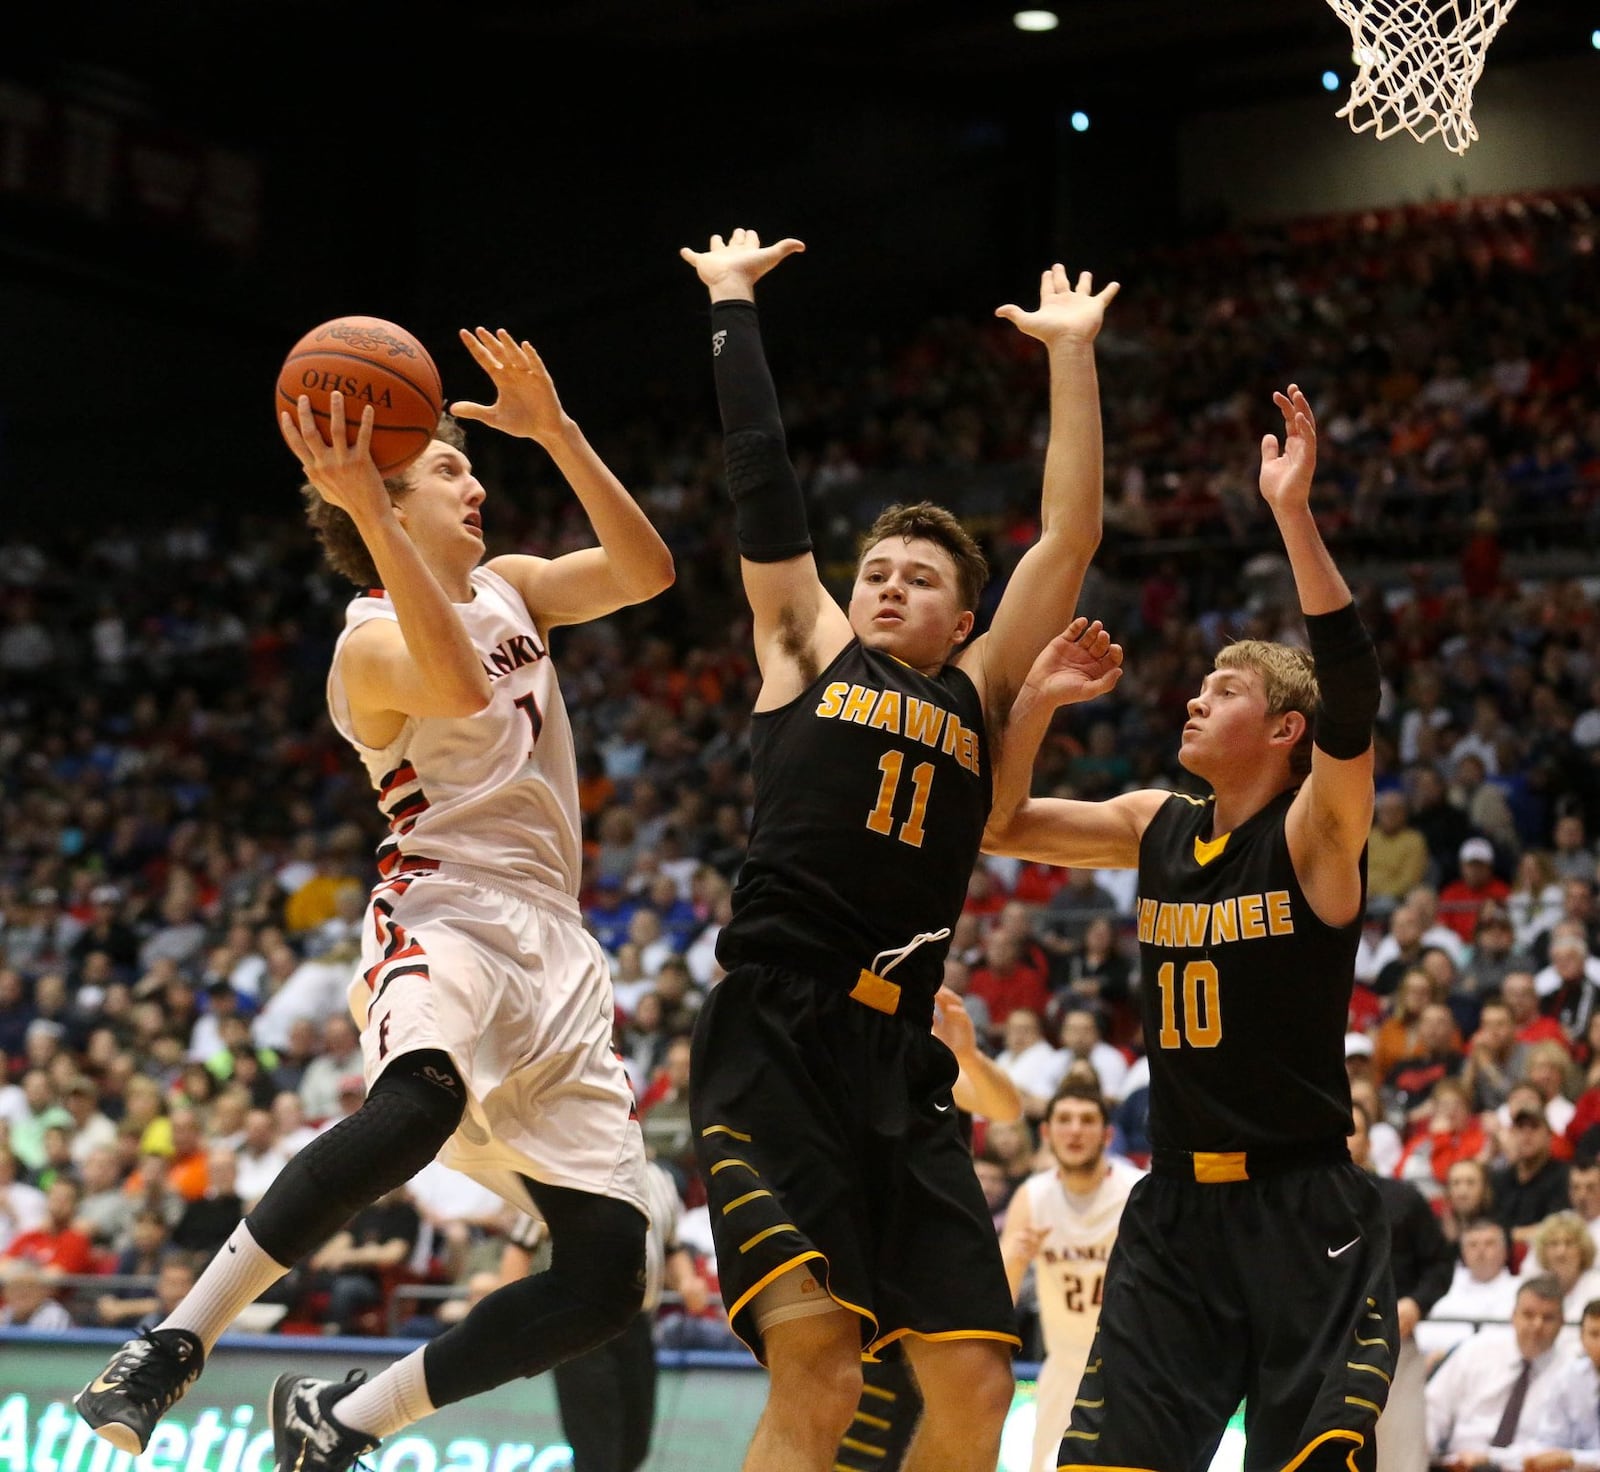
[{"x1": 348, "y1": 860, "x2": 647, "y2": 1219}]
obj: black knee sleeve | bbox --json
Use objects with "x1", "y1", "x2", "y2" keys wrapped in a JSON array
[
  {"x1": 247, "y1": 1050, "x2": 464, "y2": 1265},
  {"x1": 423, "y1": 1184, "x2": 647, "y2": 1407}
]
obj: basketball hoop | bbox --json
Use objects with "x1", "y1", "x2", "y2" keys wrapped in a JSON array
[{"x1": 1322, "y1": 0, "x2": 1519, "y2": 155}]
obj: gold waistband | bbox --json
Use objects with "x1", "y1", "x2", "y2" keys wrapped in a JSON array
[{"x1": 1191, "y1": 1151, "x2": 1250, "y2": 1184}]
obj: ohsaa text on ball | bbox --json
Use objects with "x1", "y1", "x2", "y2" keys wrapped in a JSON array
[{"x1": 295, "y1": 372, "x2": 396, "y2": 409}]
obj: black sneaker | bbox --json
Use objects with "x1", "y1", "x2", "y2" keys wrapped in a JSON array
[
  {"x1": 269, "y1": 1371, "x2": 380, "y2": 1472},
  {"x1": 74, "y1": 1328, "x2": 206, "y2": 1454}
]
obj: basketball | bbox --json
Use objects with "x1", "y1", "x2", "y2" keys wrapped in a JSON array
[{"x1": 276, "y1": 316, "x2": 444, "y2": 476}]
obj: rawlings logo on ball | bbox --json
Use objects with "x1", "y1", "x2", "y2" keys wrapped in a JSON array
[{"x1": 317, "y1": 321, "x2": 422, "y2": 360}]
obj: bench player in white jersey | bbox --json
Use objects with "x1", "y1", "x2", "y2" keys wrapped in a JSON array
[
  {"x1": 76, "y1": 329, "x2": 675, "y2": 1472},
  {"x1": 1000, "y1": 1076, "x2": 1142, "y2": 1472}
]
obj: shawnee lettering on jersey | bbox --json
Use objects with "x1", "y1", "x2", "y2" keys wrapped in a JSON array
[
  {"x1": 715, "y1": 641, "x2": 990, "y2": 1005},
  {"x1": 1134, "y1": 788, "x2": 1363, "y2": 1153},
  {"x1": 812, "y1": 680, "x2": 982, "y2": 779},
  {"x1": 326, "y1": 567, "x2": 583, "y2": 897}
]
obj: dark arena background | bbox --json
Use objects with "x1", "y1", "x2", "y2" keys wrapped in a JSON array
[{"x1": 2, "y1": 3, "x2": 1599, "y2": 1470}]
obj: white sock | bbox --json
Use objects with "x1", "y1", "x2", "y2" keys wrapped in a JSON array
[
  {"x1": 158, "y1": 1222, "x2": 288, "y2": 1353},
  {"x1": 333, "y1": 1349, "x2": 435, "y2": 1440}
]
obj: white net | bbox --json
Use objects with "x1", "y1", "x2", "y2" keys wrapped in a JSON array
[{"x1": 1323, "y1": 0, "x2": 1519, "y2": 155}]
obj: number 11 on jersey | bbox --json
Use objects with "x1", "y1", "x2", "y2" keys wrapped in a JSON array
[{"x1": 866, "y1": 749, "x2": 934, "y2": 848}]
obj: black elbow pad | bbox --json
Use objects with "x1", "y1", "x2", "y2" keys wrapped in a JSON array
[
  {"x1": 726, "y1": 429, "x2": 813, "y2": 563},
  {"x1": 1307, "y1": 603, "x2": 1381, "y2": 760}
]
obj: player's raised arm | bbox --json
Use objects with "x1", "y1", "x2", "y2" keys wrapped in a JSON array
[
  {"x1": 282, "y1": 392, "x2": 491, "y2": 721},
  {"x1": 1262, "y1": 386, "x2": 1381, "y2": 929},
  {"x1": 982, "y1": 619, "x2": 1165, "y2": 871},
  {"x1": 456, "y1": 328, "x2": 675, "y2": 630},
  {"x1": 680, "y1": 228, "x2": 853, "y2": 702},
  {"x1": 958, "y1": 266, "x2": 1120, "y2": 714}
]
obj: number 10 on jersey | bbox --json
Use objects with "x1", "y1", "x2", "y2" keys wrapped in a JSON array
[{"x1": 1156, "y1": 959, "x2": 1222, "y2": 1048}]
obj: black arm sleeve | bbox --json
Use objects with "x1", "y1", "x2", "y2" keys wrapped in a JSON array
[
  {"x1": 1305, "y1": 601, "x2": 1381, "y2": 760},
  {"x1": 709, "y1": 299, "x2": 813, "y2": 564}
]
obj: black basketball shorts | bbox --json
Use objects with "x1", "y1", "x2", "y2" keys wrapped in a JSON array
[
  {"x1": 688, "y1": 962, "x2": 1021, "y2": 1364},
  {"x1": 1060, "y1": 1152, "x2": 1396, "y2": 1472}
]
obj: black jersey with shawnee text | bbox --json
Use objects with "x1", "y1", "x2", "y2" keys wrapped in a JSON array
[
  {"x1": 716, "y1": 639, "x2": 990, "y2": 1010},
  {"x1": 1134, "y1": 787, "x2": 1365, "y2": 1153}
]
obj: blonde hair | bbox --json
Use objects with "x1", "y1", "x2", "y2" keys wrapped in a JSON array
[
  {"x1": 1526, "y1": 1038, "x2": 1580, "y2": 1100},
  {"x1": 1535, "y1": 1210, "x2": 1597, "y2": 1273},
  {"x1": 1212, "y1": 640, "x2": 1319, "y2": 778}
]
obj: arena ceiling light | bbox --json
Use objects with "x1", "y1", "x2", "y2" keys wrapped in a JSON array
[{"x1": 1013, "y1": 10, "x2": 1060, "y2": 32}]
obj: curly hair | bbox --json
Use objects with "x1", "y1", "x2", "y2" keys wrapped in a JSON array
[
  {"x1": 301, "y1": 416, "x2": 466, "y2": 586},
  {"x1": 1534, "y1": 1210, "x2": 1597, "y2": 1274},
  {"x1": 856, "y1": 501, "x2": 989, "y2": 614}
]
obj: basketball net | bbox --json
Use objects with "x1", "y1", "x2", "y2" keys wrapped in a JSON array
[{"x1": 1323, "y1": 0, "x2": 1518, "y2": 155}]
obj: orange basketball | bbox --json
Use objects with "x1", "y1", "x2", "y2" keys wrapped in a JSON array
[{"x1": 276, "y1": 316, "x2": 444, "y2": 476}]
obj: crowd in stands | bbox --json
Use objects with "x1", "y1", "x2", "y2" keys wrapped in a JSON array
[{"x1": 2, "y1": 188, "x2": 1599, "y2": 1353}]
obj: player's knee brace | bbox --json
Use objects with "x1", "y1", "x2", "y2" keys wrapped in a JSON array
[
  {"x1": 247, "y1": 1050, "x2": 465, "y2": 1265},
  {"x1": 545, "y1": 1193, "x2": 650, "y2": 1342},
  {"x1": 422, "y1": 1189, "x2": 646, "y2": 1404}
]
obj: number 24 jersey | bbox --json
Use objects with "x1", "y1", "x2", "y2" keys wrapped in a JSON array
[{"x1": 1025, "y1": 1156, "x2": 1144, "y2": 1355}]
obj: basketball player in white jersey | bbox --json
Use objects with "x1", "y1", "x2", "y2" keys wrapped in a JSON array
[
  {"x1": 76, "y1": 329, "x2": 675, "y2": 1472},
  {"x1": 1000, "y1": 1076, "x2": 1142, "y2": 1472}
]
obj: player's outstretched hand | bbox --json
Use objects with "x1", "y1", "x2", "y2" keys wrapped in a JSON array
[
  {"x1": 679, "y1": 227, "x2": 805, "y2": 303},
  {"x1": 1019, "y1": 617, "x2": 1124, "y2": 712},
  {"x1": 452, "y1": 328, "x2": 571, "y2": 445},
  {"x1": 995, "y1": 265, "x2": 1119, "y2": 346},
  {"x1": 1258, "y1": 384, "x2": 1318, "y2": 515},
  {"x1": 931, "y1": 986, "x2": 980, "y2": 1061},
  {"x1": 279, "y1": 391, "x2": 391, "y2": 523}
]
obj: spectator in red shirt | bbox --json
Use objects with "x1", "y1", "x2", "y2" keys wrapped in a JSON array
[
  {"x1": 962, "y1": 865, "x2": 1007, "y2": 920},
  {"x1": 3, "y1": 1178, "x2": 92, "y2": 1275},
  {"x1": 992, "y1": 901, "x2": 1052, "y2": 982},
  {"x1": 637, "y1": 1036, "x2": 696, "y2": 1195},
  {"x1": 1437, "y1": 837, "x2": 1510, "y2": 943},
  {"x1": 1503, "y1": 969, "x2": 1571, "y2": 1052},
  {"x1": 968, "y1": 929, "x2": 1051, "y2": 1040},
  {"x1": 1010, "y1": 863, "x2": 1068, "y2": 905},
  {"x1": 1395, "y1": 1077, "x2": 1488, "y2": 1193}
]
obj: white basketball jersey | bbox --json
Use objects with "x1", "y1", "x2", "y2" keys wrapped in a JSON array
[
  {"x1": 1027, "y1": 1156, "x2": 1143, "y2": 1356},
  {"x1": 327, "y1": 565, "x2": 582, "y2": 895}
]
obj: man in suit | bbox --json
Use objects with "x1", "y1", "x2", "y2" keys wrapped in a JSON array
[{"x1": 1425, "y1": 1276, "x2": 1568, "y2": 1464}]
